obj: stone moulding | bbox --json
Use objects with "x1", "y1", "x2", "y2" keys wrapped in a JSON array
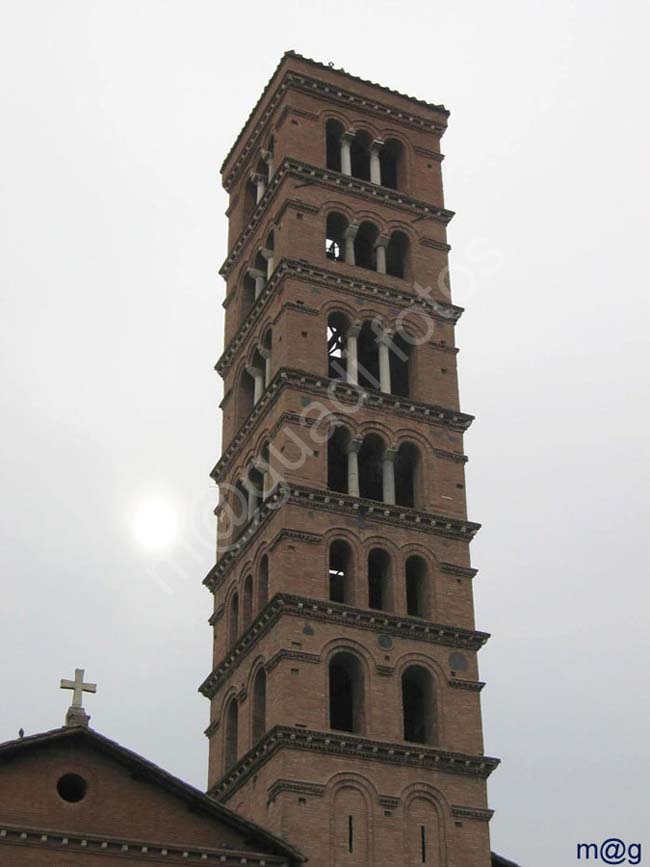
[
  {"x1": 217, "y1": 257, "x2": 463, "y2": 377},
  {"x1": 211, "y1": 367, "x2": 473, "y2": 484},
  {"x1": 220, "y1": 158, "x2": 454, "y2": 279},
  {"x1": 198, "y1": 593, "x2": 490, "y2": 701},
  {"x1": 209, "y1": 725, "x2": 500, "y2": 801},
  {"x1": 205, "y1": 484, "x2": 480, "y2": 592},
  {"x1": 0, "y1": 824, "x2": 290, "y2": 865},
  {"x1": 448, "y1": 678, "x2": 486, "y2": 692}
]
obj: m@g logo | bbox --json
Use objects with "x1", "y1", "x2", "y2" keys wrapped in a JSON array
[{"x1": 577, "y1": 839, "x2": 642, "y2": 864}]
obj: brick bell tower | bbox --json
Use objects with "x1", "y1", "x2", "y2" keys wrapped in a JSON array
[{"x1": 200, "y1": 52, "x2": 499, "y2": 867}]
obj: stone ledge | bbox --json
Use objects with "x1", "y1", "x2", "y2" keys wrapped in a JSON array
[
  {"x1": 217, "y1": 257, "x2": 462, "y2": 376},
  {"x1": 211, "y1": 367, "x2": 473, "y2": 484},
  {"x1": 451, "y1": 805, "x2": 495, "y2": 822},
  {"x1": 199, "y1": 593, "x2": 489, "y2": 700},
  {"x1": 0, "y1": 824, "x2": 289, "y2": 865},
  {"x1": 209, "y1": 726, "x2": 500, "y2": 801},
  {"x1": 205, "y1": 485, "x2": 479, "y2": 592}
]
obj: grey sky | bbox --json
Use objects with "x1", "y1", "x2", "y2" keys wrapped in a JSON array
[{"x1": 1, "y1": 2, "x2": 649, "y2": 864}]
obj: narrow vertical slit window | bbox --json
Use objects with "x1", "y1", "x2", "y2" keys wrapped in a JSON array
[
  {"x1": 420, "y1": 824, "x2": 427, "y2": 862},
  {"x1": 348, "y1": 815, "x2": 354, "y2": 853}
]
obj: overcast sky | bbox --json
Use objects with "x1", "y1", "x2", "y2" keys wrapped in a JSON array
[{"x1": 1, "y1": 2, "x2": 649, "y2": 864}]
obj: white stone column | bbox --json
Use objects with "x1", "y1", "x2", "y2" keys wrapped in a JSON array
[
  {"x1": 344, "y1": 223, "x2": 359, "y2": 266},
  {"x1": 262, "y1": 149, "x2": 274, "y2": 180},
  {"x1": 346, "y1": 438, "x2": 362, "y2": 498},
  {"x1": 374, "y1": 234, "x2": 390, "y2": 275},
  {"x1": 247, "y1": 366, "x2": 265, "y2": 404},
  {"x1": 370, "y1": 139, "x2": 384, "y2": 185},
  {"x1": 247, "y1": 267, "x2": 266, "y2": 300},
  {"x1": 382, "y1": 447, "x2": 397, "y2": 505},
  {"x1": 261, "y1": 247, "x2": 275, "y2": 280},
  {"x1": 251, "y1": 172, "x2": 266, "y2": 204},
  {"x1": 340, "y1": 131, "x2": 355, "y2": 176},
  {"x1": 345, "y1": 324, "x2": 361, "y2": 386},
  {"x1": 260, "y1": 346, "x2": 272, "y2": 388},
  {"x1": 378, "y1": 333, "x2": 392, "y2": 394}
]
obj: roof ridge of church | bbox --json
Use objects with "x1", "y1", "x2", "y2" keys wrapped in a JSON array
[{"x1": 0, "y1": 725, "x2": 305, "y2": 862}]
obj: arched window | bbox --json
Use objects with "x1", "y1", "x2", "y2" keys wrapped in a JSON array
[
  {"x1": 251, "y1": 667, "x2": 267, "y2": 744},
  {"x1": 241, "y1": 271, "x2": 257, "y2": 320},
  {"x1": 395, "y1": 442, "x2": 420, "y2": 508},
  {"x1": 328, "y1": 425, "x2": 350, "y2": 493},
  {"x1": 326, "y1": 119, "x2": 345, "y2": 172},
  {"x1": 261, "y1": 328, "x2": 272, "y2": 388},
  {"x1": 243, "y1": 177, "x2": 257, "y2": 225},
  {"x1": 327, "y1": 311, "x2": 350, "y2": 380},
  {"x1": 406, "y1": 797, "x2": 442, "y2": 865},
  {"x1": 368, "y1": 548, "x2": 392, "y2": 611},
  {"x1": 350, "y1": 131, "x2": 371, "y2": 180},
  {"x1": 354, "y1": 221, "x2": 379, "y2": 271},
  {"x1": 406, "y1": 555, "x2": 429, "y2": 618},
  {"x1": 237, "y1": 368, "x2": 256, "y2": 428},
  {"x1": 258, "y1": 555, "x2": 269, "y2": 610},
  {"x1": 329, "y1": 539, "x2": 354, "y2": 604},
  {"x1": 242, "y1": 574, "x2": 253, "y2": 631},
  {"x1": 228, "y1": 592, "x2": 239, "y2": 649},
  {"x1": 329, "y1": 651, "x2": 365, "y2": 733},
  {"x1": 357, "y1": 320, "x2": 380, "y2": 390},
  {"x1": 380, "y1": 138, "x2": 403, "y2": 190},
  {"x1": 224, "y1": 698, "x2": 239, "y2": 771},
  {"x1": 263, "y1": 230, "x2": 275, "y2": 279},
  {"x1": 386, "y1": 230, "x2": 409, "y2": 278},
  {"x1": 326, "y1": 212, "x2": 348, "y2": 262},
  {"x1": 402, "y1": 666, "x2": 436, "y2": 745},
  {"x1": 389, "y1": 329, "x2": 412, "y2": 397},
  {"x1": 358, "y1": 434, "x2": 385, "y2": 501}
]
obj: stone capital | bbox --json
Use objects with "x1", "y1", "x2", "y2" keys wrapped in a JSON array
[
  {"x1": 374, "y1": 233, "x2": 391, "y2": 249},
  {"x1": 260, "y1": 247, "x2": 274, "y2": 261},
  {"x1": 340, "y1": 130, "x2": 356, "y2": 145},
  {"x1": 343, "y1": 222, "x2": 360, "y2": 240},
  {"x1": 346, "y1": 437, "x2": 363, "y2": 455},
  {"x1": 246, "y1": 267, "x2": 266, "y2": 280},
  {"x1": 371, "y1": 138, "x2": 385, "y2": 152}
]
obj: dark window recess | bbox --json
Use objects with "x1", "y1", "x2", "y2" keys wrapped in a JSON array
[
  {"x1": 348, "y1": 815, "x2": 354, "y2": 853},
  {"x1": 57, "y1": 773, "x2": 87, "y2": 803}
]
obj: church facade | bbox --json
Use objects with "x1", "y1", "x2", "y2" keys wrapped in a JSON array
[{"x1": 200, "y1": 52, "x2": 500, "y2": 867}]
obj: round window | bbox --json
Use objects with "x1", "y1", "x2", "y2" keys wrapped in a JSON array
[{"x1": 56, "y1": 773, "x2": 87, "y2": 803}]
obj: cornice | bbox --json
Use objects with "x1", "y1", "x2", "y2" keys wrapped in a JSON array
[
  {"x1": 448, "y1": 678, "x2": 485, "y2": 692},
  {"x1": 220, "y1": 158, "x2": 454, "y2": 279},
  {"x1": 199, "y1": 593, "x2": 489, "y2": 699},
  {"x1": 267, "y1": 778, "x2": 326, "y2": 802},
  {"x1": 209, "y1": 726, "x2": 499, "y2": 801},
  {"x1": 206, "y1": 485, "x2": 479, "y2": 591},
  {"x1": 451, "y1": 805, "x2": 495, "y2": 822},
  {"x1": 211, "y1": 368, "x2": 472, "y2": 484},
  {"x1": 0, "y1": 824, "x2": 289, "y2": 865},
  {"x1": 217, "y1": 258, "x2": 463, "y2": 376},
  {"x1": 222, "y1": 56, "x2": 449, "y2": 189},
  {"x1": 440, "y1": 562, "x2": 478, "y2": 579}
]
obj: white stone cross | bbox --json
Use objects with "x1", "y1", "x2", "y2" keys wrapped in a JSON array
[{"x1": 60, "y1": 668, "x2": 97, "y2": 709}]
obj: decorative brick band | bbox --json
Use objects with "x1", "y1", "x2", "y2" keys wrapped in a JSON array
[
  {"x1": 209, "y1": 726, "x2": 500, "y2": 801},
  {"x1": 217, "y1": 258, "x2": 462, "y2": 376},
  {"x1": 266, "y1": 648, "x2": 322, "y2": 673},
  {"x1": 0, "y1": 825, "x2": 289, "y2": 865},
  {"x1": 199, "y1": 593, "x2": 490, "y2": 700},
  {"x1": 211, "y1": 367, "x2": 472, "y2": 483},
  {"x1": 221, "y1": 158, "x2": 454, "y2": 278}
]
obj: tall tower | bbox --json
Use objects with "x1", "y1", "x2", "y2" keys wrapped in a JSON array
[{"x1": 200, "y1": 52, "x2": 499, "y2": 867}]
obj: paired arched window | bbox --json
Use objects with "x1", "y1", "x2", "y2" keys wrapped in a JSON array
[
  {"x1": 324, "y1": 211, "x2": 409, "y2": 278},
  {"x1": 228, "y1": 592, "x2": 239, "y2": 649},
  {"x1": 325, "y1": 121, "x2": 404, "y2": 190},
  {"x1": 368, "y1": 548, "x2": 392, "y2": 611},
  {"x1": 358, "y1": 434, "x2": 386, "y2": 501},
  {"x1": 242, "y1": 574, "x2": 253, "y2": 631},
  {"x1": 402, "y1": 665, "x2": 436, "y2": 745},
  {"x1": 224, "y1": 698, "x2": 239, "y2": 771},
  {"x1": 251, "y1": 667, "x2": 267, "y2": 744},
  {"x1": 405, "y1": 555, "x2": 429, "y2": 618},
  {"x1": 329, "y1": 651, "x2": 365, "y2": 733},
  {"x1": 258, "y1": 554, "x2": 269, "y2": 610},
  {"x1": 327, "y1": 312, "x2": 350, "y2": 381},
  {"x1": 329, "y1": 539, "x2": 354, "y2": 604}
]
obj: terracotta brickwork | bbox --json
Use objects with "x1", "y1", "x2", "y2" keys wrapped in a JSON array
[{"x1": 203, "y1": 52, "x2": 498, "y2": 867}]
